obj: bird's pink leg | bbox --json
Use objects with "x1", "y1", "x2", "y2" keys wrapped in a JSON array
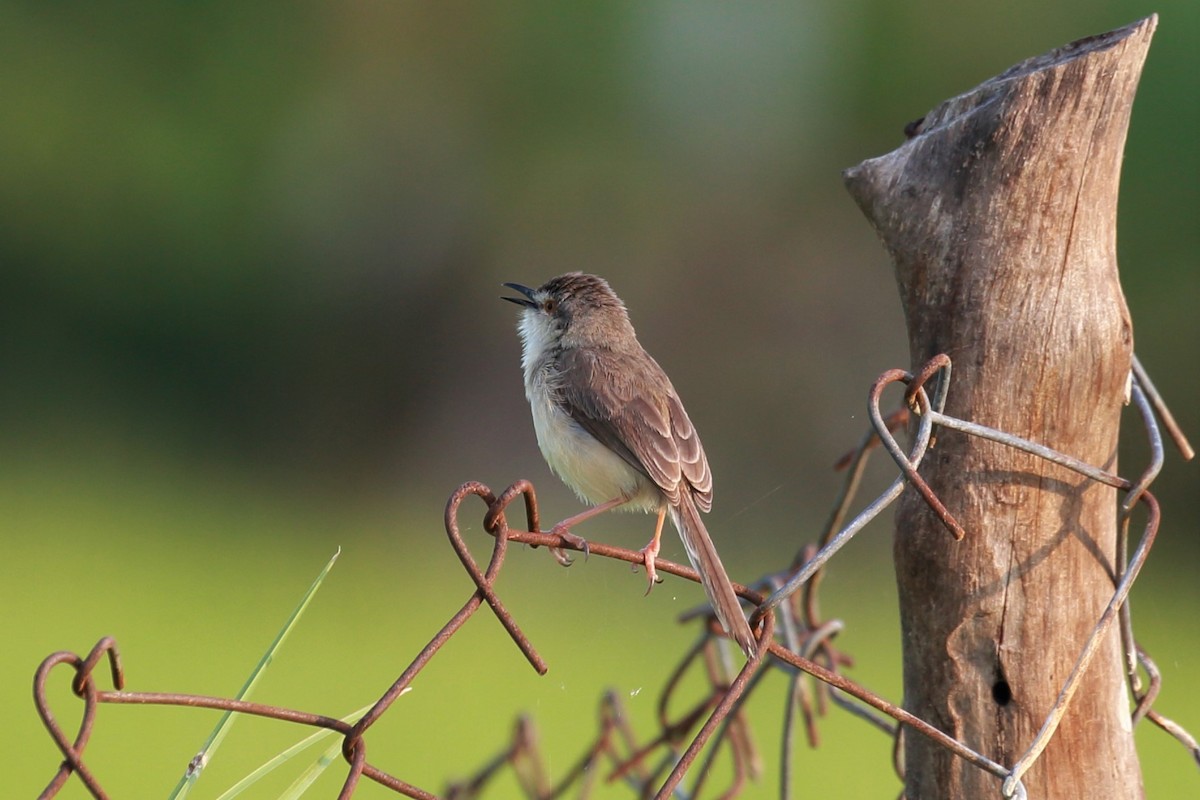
[
  {"x1": 638, "y1": 504, "x2": 668, "y2": 593},
  {"x1": 548, "y1": 496, "x2": 629, "y2": 565}
]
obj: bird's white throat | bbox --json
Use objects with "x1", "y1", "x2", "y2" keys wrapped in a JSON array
[{"x1": 516, "y1": 308, "x2": 557, "y2": 390}]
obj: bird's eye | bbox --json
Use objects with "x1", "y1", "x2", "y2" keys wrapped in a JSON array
[{"x1": 542, "y1": 298, "x2": 557, "y2": 313}]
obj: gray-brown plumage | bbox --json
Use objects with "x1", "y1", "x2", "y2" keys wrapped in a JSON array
[{"x1": 503, "y1": 272, "x2": 756, "y2": 656}]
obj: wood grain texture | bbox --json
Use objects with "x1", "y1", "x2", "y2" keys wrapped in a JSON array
[{"x1": 844, "y1": 16, "x2": 1155, "y2": 799}]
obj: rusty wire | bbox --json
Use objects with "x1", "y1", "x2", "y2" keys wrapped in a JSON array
[{"x1": 33, "y1": 353, "x2": 1195, "y2": 799}]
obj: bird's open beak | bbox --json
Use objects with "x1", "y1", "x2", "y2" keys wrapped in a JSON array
[{"x1": 501, "y1": 282, "x2": 537, "y2": 308}]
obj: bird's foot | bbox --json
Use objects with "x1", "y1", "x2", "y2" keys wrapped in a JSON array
[
  {"x1": 637, "y1": 540, "x2": 664, "y2": 595},
  {"x1": 549, "y1": 523, "x2": 589, "y2": 566}
]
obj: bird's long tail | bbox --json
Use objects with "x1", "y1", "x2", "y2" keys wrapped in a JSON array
[{"x1": 669, "y1": 493, "x2": 757, "y2": 657}]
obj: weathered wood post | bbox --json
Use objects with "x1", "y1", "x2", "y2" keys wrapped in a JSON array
[{"x1": 843, "y1": 16, "x2": 1156, "y2": 799}]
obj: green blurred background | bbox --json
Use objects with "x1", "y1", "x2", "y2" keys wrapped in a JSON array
[{"x1": 4, "y1": 2, "x2": 1196, "y2": 797}]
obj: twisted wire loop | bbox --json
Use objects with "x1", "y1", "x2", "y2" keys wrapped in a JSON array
[
  {"x1": 34, "y1": 637, "x2": 122, "y2": 799},
  {"x1": 32, "y1": 353, "x2": 1194, "y2": 798}
]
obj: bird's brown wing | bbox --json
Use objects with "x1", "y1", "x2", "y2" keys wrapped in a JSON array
[{"x1": 557, "y1": 346, "x2": 712, "y2": 509}]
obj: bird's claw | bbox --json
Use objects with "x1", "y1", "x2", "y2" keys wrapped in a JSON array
[
  {"x1": 549, "y1": 524, "x2": 589, "y2": 566},
  {"x1": 637, "y1": 544, "x2": 662, "y2": 594},
  {"x1": 641, "y1": 571, "x2": 664, "y2": 596}
]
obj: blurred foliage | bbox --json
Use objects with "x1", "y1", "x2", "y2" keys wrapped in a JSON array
[{"x1": 2, "y1": 2, "x2": 1196, "y2": 797}]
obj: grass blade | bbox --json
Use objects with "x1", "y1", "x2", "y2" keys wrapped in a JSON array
[
  {"x1": 211, "y1": 701, "x2": 385, "y2": 800},
  {"x1": 169, "y1": 547, "x2": 342, "y2": 798}
]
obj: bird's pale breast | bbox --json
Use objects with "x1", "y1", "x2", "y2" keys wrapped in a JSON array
[{"x1": 529, "y1": 390, "x2": 660, "y2": 512}]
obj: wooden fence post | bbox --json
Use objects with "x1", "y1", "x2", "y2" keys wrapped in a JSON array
[{"x1": 843, "y1": 16, "x2": 1156, "y2": 799}]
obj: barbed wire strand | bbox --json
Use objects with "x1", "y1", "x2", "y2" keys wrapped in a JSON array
[
  {"x1": 751, "y1": 362, "x2": 948, "y2": 629},
  {"x1": 776, "y1": 575, "x2": 809, "y2": 800},
  {"x1": 1111, "y1": 373, "x2": 1199, "y2": 762},
  {"x1": 1001, "y1": 488, "x2": 1160, "y2": 796},
  {"x1": 1120, "y1": 381, "x2": 1163, "y2": 691},
  {"x1": 1134, "y1": 648, "x2": 1200, "y2": 766},
  {"x1": 687, "y1": 642, "x2": 770, "y2": 799},
  {"x1": 1132, "y1": 354, "x2": 1195, "y2": 460}
]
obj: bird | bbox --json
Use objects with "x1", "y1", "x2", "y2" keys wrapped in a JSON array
[{"x1": 502, "y1": 272, "x2": 757, "y2": 656}]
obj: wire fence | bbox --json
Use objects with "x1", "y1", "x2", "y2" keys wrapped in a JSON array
[{"x1": 34, "y1": 354, "x2": 1197, "y2": 799}]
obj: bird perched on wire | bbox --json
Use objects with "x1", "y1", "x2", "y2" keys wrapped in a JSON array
[{"x1": 502, "y1": 272, "x2": 756, "y2": 657}]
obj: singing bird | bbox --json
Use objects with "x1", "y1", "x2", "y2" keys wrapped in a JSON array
[{"x1": 503, "y1": 273, "x2": 756, "y2": 656}]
